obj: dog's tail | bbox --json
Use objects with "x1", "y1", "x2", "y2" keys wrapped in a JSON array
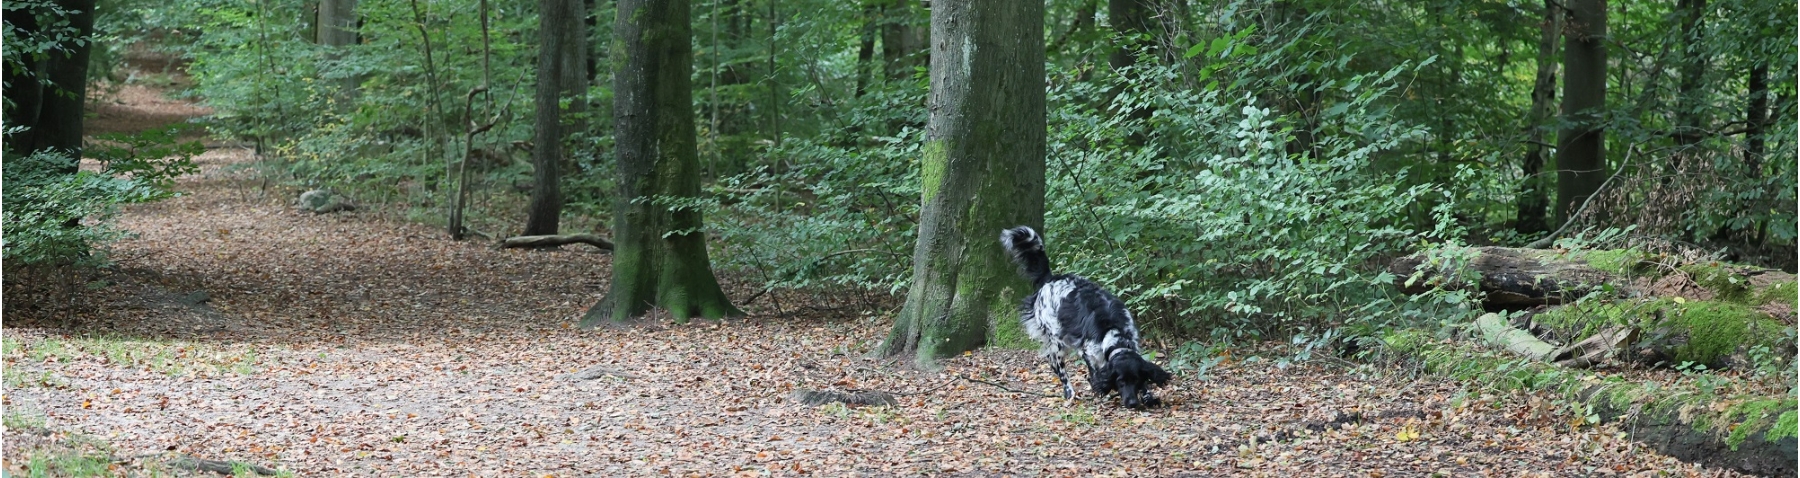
[{"x1": 1000, "y1": 226, "x2": 1052, "y2": 287}]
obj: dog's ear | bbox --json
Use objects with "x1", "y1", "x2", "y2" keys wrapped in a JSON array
[
  {"x1": 1148, "y1": 363, "x2": 1172, "y2": 387},
  {"x1": 1090, "y1": 366, "x2": 1118, "y2": 395}
]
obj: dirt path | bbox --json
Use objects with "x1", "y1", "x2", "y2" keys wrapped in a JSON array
[{"x1": 2, "y1": 84, "x2": 1746, "y2": 477}]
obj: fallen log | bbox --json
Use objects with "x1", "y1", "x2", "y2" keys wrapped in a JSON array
[
  {"x1": 498, "y1": 234, "x2": 614, "y2": 251},
  {"x1": 1390, "y1": 246, "x2": 1613, "y2": 308},
  {"x1": 1472, "y1": 312, "x2": 1557, "y2": 360}
]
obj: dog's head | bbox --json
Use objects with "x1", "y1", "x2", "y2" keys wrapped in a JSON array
[{"x1": 1099, "y1": 351, "x2": 1172, "y2": 409}]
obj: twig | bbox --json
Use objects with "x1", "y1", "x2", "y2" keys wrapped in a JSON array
[
  {"x1": 1525, "y1": 145, "x2": 1636, "y2": 249},
  {"x1": 959, "y1": 375, "x2": 1064, "y2": 399}
]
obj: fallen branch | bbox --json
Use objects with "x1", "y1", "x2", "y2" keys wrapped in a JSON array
[
  {"x1": 497, "y1": 234, "x2": 614, "y2": 251},
  {"x1": 1551, "y1": 326, "x2": 1638, "y2": 368},
  {"x1": 959, "y1": 375, "x2": 1063, "y2": 399},
  {"x1": 1472, "y1": 312, "x2": 1557, "y2": 361},
  {"x1": 168, "y1": 455, "x2": 280, "y2": 476},
  {"x1": 790, "y1": 389, "x2": 898, "y2": 407},
  {"x1": 559, "y1": 365, "x2": 639, "y2": 381}
]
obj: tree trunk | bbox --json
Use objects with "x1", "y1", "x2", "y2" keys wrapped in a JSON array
[
  {"x1": 879, "y1": 0, "x2": 927, "y2": 81},
  {"x1": 1107, "y1": 0, "x2": 1155, "y2": 147},
  {"x1": 1554, "y1": 0, "x2": 1607, "y2": 226},
  {"x1": 525, "y1": 0, "x2": 590, "y2": 236},
  {"x1": 1744, "y1": 63, "x2": 1767, "y2": 178},
  {"x1": 1515, "y1": 0, "x2": 1560, "y2": 235},
  {"x1": 853, "y1": 0, "x2": 878, "y2": 98},
  {"x1": 3, "y1": 0, "x2": 96, "y2": 161},
  {"x1": 316, "y1": 0, "x2": 358, "y2": 45},
  {"x1": 583, "y1": 0, "x2": 741, "y2": 326},
  {"x1": 1672, "y1": 0, "x2": 1705, "y2": 150},
  {"x1": 1107, "y1": 0, "x2": 1153, "y2": 71},
  {"x1": 1048, "y1": 0, "x2": 1095, "y2": 53},
  {"x1": 878, "y1": 0, "x2": 1045, "y2": 366}
]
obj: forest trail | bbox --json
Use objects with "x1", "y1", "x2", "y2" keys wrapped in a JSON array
[{"x1": 2, "y1": 82, "x2": 1745, "y2": 477}]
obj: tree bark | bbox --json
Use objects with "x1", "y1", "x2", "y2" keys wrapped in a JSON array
[
  {"x1": 879, "y1": 0, "x2": 1045, "y2": 366},
  {"x1": 1554, "y1": 0, "x2": 1607, "y2": 226},
  {"x1": 1107, "y1": 0, "x2": 1155, "y2": 147},
  {"x1": 317, "y1": 0, "x2": 359, "y2": 100},
  {"x1": 1515, "y1": 0, "x2": 1560, "y2": 235},
  {"x1": 1388, "y1": 246, "x2": 1611, "y2": 308},
  {"x1": 583, "y1": 0, "x2": 742, "y2": 326},
  {"x1": 3, "y1": 0, "x2": 96, "y2": 162},
  {"x1": 853, "y1": 0, "x2": 879, "y2": 97},
  {"x1": 525, "y1": 0, "x2": 590, "y2": 236},
  {"x1": 878, "y1": 0, "x2": 927, "y2": 81},
  {"x1": 1744, "y1": 63, "x2": 1767, "y2": 178},
  {"x1": 1671, "y1": 0, "x2": 1705, "y2": 151},
  {"x1": 1107, "y1": 0, "x2": 1153, "y2": 71}
]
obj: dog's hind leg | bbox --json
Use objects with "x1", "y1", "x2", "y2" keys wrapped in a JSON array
[{"x1": 1041, "y1": 345, "x2": 1075, "y2": 400}]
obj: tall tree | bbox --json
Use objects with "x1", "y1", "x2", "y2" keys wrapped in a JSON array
[
  {"x1": 1671, "y1": 0, "x2": 1705, "y2": 151},
  {"x1": 1107, "y1": 0, "x2": 1153, "y2": 71},
  {"x1": 878, "y1": 0, "x2": 1045, "y2": 366},
  {"x1": 1515, "y1": 0, "x2": 1560, "y2": 234},
  {"x1": 1554, "y1": 0, "x2": 1607, "y2": 225},
  {"x1": 524, "y1": 0, "x2": 590, "y2": 236},
  {"x1": 878, "y1": 0, "x2": 926, "y2": 81},
  {"x1": 3, "y1": 0, "x2": 98, "y2": 161},
  {"x1": 1107, "y1": 0, "x2": 1155, "y2": 146},
  {"x1": 582, "y1": 0, "x2": 741, "y2": 325}
]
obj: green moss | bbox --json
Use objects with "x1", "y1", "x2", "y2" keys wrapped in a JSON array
[
  {"x1": 1580, "y1": 249, "x2": 1655, "y2": 277},
  {"x1": 1533, "y1": 298, "x2": 1786, "y2": 367},
  {"x1": 920, "y1": 140, "x2": 947, "y2": 203},
  {"x1": 988, "y1": 297, "x2": 1033, "y2": 350},
  {"x1": 1754, "y1": 281, "x2": 1797, "y2": 307},
  {"x1": 1382, "y1": 328, "x2": 1795, "y2": 452},
  {"x1": 1680, "y1": 262, "x2": 1754, "y2": 303},
  {"x1": 1768, "y1": 410, "x2": 1798, "y2": 442},
  {"x1": 1723, "y1": 399, "x2": 1798, "y2": 450}
]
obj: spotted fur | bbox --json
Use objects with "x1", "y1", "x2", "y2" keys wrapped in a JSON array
[{"x1": 1001, "y1": 226, "x2": 1172, "y2": 408}]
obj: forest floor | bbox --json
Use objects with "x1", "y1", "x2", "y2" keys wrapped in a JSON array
[{"x1": 1, "y1": 75, "x2": 1754, "y2": 478}]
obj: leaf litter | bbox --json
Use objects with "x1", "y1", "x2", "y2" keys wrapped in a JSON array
[{"x1": 1, "y1": 83, "x2": 1751, "y2": 478}]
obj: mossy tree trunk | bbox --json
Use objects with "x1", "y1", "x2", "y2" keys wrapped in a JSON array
[
  {"x1": 581, "y1": 0, "x2": 741, "y2": 326},
  {"x1": 878, "y1": 0, "x2": 1045, "y2": 367},
  {"x1": 524, "y1": 0, "x2": 590, "y2": 236}
]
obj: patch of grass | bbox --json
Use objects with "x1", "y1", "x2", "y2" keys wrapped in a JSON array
[
  {"x1": 13, "y1": 335, "x2": 267, "y2": 377},
  {"x1": 5, "y1": 407, "x2": 49, "y2": 429},
  {"x1": 1054, "y1": 406, "x2": 1096, "y2": 426},
  {"x1": 25, "y1": 446, "x2": 114, "y2": 477}
]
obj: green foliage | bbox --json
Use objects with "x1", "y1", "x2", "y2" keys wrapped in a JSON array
[{"x1": 3, "y1": 149, "x2": 162, "y2": 265}]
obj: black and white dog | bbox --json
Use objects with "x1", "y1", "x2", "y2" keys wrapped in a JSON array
[{"x1": 1001, "y1": 226, "x2": 1171, "y2": 408}]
